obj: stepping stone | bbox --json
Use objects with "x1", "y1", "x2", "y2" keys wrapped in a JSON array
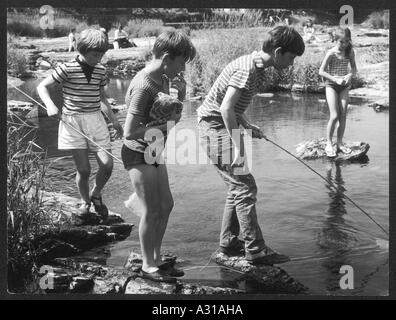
[
  {"x1": 296, "y1": 138, "x2": 370, "y2": 161},
  {"x1": 214, "y1": 252, "x2": 308, "y2": 294}
]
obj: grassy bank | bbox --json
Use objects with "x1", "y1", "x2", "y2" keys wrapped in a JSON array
[{"x1": 7, "y1": 118, "x2": 60, "y2": 292}]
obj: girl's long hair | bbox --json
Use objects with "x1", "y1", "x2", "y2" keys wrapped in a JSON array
[{"x1": 334, "y1": 27, "x2": 352, "y2": 57}]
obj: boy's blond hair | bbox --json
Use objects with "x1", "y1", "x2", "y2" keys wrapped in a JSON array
[{"x1": 77, "y1": 28, "x2": 108, "y2": 54}]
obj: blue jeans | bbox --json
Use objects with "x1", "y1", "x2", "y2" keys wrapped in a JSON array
[{"x1": 198, "y1": 117, "x2": 266, "y2": 254}]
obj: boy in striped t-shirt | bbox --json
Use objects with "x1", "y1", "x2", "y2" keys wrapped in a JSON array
[
  {"x1": 37, "y1": 28, "x2": 123, "y2": 218},
  {"x1": 197, "y1": 26, "x2": 305, "y2": 265}
]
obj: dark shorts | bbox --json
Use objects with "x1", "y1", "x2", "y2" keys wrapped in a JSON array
[
  {"x1": 121, "y1": 144, "x2": 160, "y2": 169},
  {"x1": 325, "y1": 80, "x2": 351, "y2": 94}
]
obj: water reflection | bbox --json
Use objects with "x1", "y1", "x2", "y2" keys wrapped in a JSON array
[{"x1": 318, "y1": 161, "x2": 356, "y2": 292}]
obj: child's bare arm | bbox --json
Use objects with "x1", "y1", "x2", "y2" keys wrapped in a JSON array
[
  {"x1": 238, "y1": 113, "x2": 265, "y2": 139},
  {"x1": 349, "y1": 49, "x2": 357, "y2": 75},
  {"x1": 100, "y1": 87, "x2": 123, "y2": 137},
  {"x1": 37, "y1": 76, "x2": 60, "y2": 117},
  {"x1": 220, "y1": 86, "x2": 246, "y2": 167}
]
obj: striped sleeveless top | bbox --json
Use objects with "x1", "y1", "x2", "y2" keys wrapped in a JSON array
[
  {"x1": 197, "y1": 51, "x2": 267, "y2": 120},
  {"x1": 52, "y1": 57, "x2": 107, "y2": 114},
  {"x1": 327, "y1": 52, "x2": 350, "y2": 77},
  {"x1": 123, "y1": 70, "x2": 169, "y2": 153}
]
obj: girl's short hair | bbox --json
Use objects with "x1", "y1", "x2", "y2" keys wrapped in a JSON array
[
  {"x1": 334, "y1": 27, "x2": 353, "y2": 56},
  {"x1": 152, "y1": 30, "x2": 196, "y2": 62},
  {"x1": 77, "y1": 28, "x2": 108, "y2": 54},
  {"x1": 262, "y1": 25, "x2": 305, "y2": 56}
]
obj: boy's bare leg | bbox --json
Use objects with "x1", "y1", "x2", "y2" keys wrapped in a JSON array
[
  {"x1": 128, "y1": 165, "x2": 161, "y2": 272},
  {"x1": 91, "y1": 149, "x2": 113, "y2": 198},
  {"x1": 326, "y1": 87, "x2": 339, "y2": 148},
  {"x1": 71, "y1": 149, "x2": 91, "y2": 204},
  {"x1": 336, "y1": 88, "x2": 349, "y2": 147},
  {"x1": 153, "y1": 164, "x2": 174, "y2": 265}
]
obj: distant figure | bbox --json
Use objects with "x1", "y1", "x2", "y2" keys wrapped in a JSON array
[
  {"x1": 113, "y1": 25, "x2": 136, "y2": 49},
  {"x1": 303, "y1": 19, "x2": 320, "y2": 44},
  {"x1": 68, "y1": 29, "x2": 76, "y2": 52}
]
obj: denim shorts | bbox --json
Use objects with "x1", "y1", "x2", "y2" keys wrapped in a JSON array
[{"x1": 121, "y1": 144, "x2": 160, "y2": 170}]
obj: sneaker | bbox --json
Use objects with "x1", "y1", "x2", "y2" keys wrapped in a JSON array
[
  {"x1": 220, "y1": 240, "x2": 245, "y2": 257},
  {"x1": 325, "y1": 144, "x2": 336, "y2": 158},
  {"x1": 91, "y1": 195, "x2": 109, "y2": 219},
  {"x1": 245, "y1": 246, "x2": 290, "y2": 265}
]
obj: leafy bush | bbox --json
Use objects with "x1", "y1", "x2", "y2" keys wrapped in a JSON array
[
  {"x1": 7, "y1": 34, "x2": 28, "y2": 76},
  {"x1": 124, "y1": 19, "x2": 168, "y2": 38},
  {"x1": 364, "y1": 11, "x2": 389, "y2": 29}
]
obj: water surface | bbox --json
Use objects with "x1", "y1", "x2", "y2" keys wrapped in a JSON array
[{"x1": 8, "y1": 78, "x2": 389, "y2": 295}]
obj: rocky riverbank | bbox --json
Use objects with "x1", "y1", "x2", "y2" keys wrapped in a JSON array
[{"x1": 14, "y1": 191, "x2": 308, "y2": 295}]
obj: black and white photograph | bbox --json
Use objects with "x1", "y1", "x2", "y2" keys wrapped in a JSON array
[{"x1": 5, "y1": 3, "x2": 391, "y2": 300}]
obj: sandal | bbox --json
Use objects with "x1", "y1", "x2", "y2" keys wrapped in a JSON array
[
  {"x1": 325, "y1": 145, "x2": 336, "y2": 158},
  {"x1": 139, "y1": 269, "x2": 177, "y2": 283},
  {"x1": 91, "y1": 195, "x2": 109, "y2": 219}
]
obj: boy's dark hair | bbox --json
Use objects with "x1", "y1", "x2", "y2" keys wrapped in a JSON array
[
  {"x1": 334, "y1": 27, "x2": 353, "y2": 57},
  {"x1": 153, "y1": 30, "x2": 196, "y2": 62},
  {"x1": 77, "y1": 28, "x2": 108, "y2": 54},
  {"x1": 262, "y1": 25, "x2": 305, "y2": 56}
]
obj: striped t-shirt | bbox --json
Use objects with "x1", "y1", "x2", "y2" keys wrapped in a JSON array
[
  {"x1": 52, "y1": 56, "x2": 107, "y2": 114},
  {"x1": 123, "y1": 70, "x2": 169, "y2": 153},
  {"x1": 197, "y1": 51, "x2": 267, "y2": 121},
  {"x1": 326, "y1": 52, "x2": 350, "y2": 77}
]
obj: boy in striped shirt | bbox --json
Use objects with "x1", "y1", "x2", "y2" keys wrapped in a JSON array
[
  {"x1": 197, "y1": 26, "x2": 305, "y2": 265},
  {"x1": 37, "y1": 28, "x2": 123, "y2": 218}
]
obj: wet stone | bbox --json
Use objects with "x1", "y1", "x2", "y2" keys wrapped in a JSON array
[
  {"x1": 295, "y1": 138, "x2": 370, "y2": 161},
  {"x1": 214, "y1": 252, "x2": 308, "y2": 294}
]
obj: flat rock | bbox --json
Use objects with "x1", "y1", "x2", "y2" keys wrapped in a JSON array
[
  {"x1": 214, "y1": 252, "x2": 308, "y2": 294},
  {"x1": 31, "y1": 191, "x2": 133, "y2": 262},
  {"x1": 296, "y1": 138, "x2": 370, "y2": 161},
  {"x1": 368, "y1": 98, "x2": 389, "y2": 111},
  {"x1": 7, "y1": 100, "x2": 34, "y2": 112}
]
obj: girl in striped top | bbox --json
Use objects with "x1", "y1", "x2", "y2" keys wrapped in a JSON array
[
  {"x1": 37, "y1": 28, "x2": 123, "y2": 218},
  {"x1": 319, "y1": 27, "x2": 357, "y2": 157}
]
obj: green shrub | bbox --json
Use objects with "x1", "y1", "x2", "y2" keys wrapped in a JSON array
[
  {"x1": 187, "y1": 28, "x2": 267, "y2": 95},
  {"x1": 7, "y1": 34, "x2": 28, "y2": 76},
  {"x1": 7, "y1": 10, "x2": 98, "y2": 38},
  {"x1": 364, "y1": 11, "x2": 389, "y2": 29},
  {"x1": 125, "y1": 19, "x2": 167, "y2": 38}
]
